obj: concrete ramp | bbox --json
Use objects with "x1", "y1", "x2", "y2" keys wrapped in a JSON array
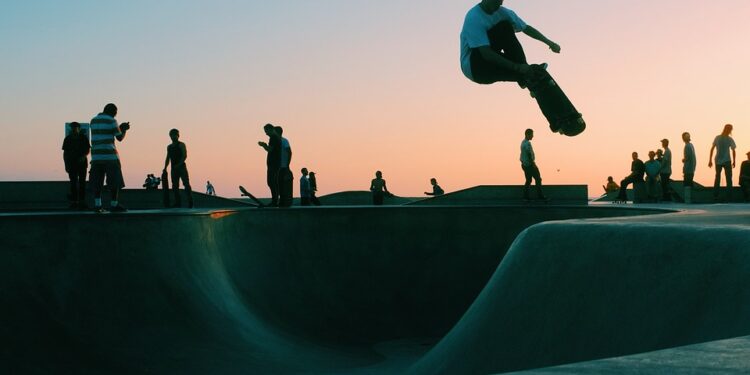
[
  {"x1": 1, "y1": 206, "x2": 669, "y2": 374},
  {"x1": 409, "y1": 218, "x2": 750, "y2": 374}
]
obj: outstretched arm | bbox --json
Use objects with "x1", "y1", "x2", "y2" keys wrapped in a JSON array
[
  {"x1": 477, "y1": 46, "x2": 531, "y2": 74},
  {"x1": 523, "y1": 26, "x2": 561, "y2": 53}
]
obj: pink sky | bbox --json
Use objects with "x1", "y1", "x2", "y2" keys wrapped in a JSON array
[{"x1": 1, "y1": 1, "x2": 749, "y2": 197}]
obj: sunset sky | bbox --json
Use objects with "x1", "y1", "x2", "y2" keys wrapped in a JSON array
[{"x1": 2, "y1": 0, "x2": 749, "y2": 198}]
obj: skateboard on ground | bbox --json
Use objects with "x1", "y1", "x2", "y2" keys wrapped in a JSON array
[
  {"x1": 238, "y1": 186, "x2": 264, "y2": 207},
  {"x1": 526, "y1": 66, "x2": 586, "y2": 137},
  {"x1": 161, "y1": 170, "x2": 170, "y2": 208}
]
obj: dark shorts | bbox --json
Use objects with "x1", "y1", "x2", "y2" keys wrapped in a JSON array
[
  {"x1": 469, "y1": 21, "x2": 527, "y2": 84},
  {"x1": 90, "y1": 160, "x2": 125, "y2": 189}
]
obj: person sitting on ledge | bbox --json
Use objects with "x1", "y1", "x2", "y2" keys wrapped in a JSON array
[
  {"x1": 603, "y1": 176, "x2": 619, "y2": 194},
  {"x1": 424, "y1": 178, "x2": 445, "y2": 196},
  {"x1": 616, "y1": 152, "x2": 645, "y2": 202}
]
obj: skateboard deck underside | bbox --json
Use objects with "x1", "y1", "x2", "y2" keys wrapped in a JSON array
[{"x1": 528, "y1": 68, "x2": 586, "y2": 136}]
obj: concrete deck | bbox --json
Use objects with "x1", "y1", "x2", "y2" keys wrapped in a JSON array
[{"x1": 1, "y1": 202, "x2": 749, "y2": 374}]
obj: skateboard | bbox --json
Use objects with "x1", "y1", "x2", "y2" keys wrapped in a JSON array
[
  {"x1": 161, "y1": 170, "x2": 170, "y2": 208},
  {"x1": 238, "y1": 186, "x2": 264, "y2": 207},
  {"x1": 526, "y1": 66, "x2": 586, "y2": 137}
]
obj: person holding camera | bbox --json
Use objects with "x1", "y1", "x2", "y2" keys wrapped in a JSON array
[{"x1": 89, "y1": 103, "x2": 130, "y2": 212}]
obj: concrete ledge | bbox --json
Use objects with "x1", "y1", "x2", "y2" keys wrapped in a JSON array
[{"x1": 408, "y1": 185, "x2": 588, "y2": 206}]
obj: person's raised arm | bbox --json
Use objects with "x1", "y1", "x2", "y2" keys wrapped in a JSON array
[
  {"x1": 522, "y1": 26, "x2": 561, "y2": 53},
  {"x1": 258, "y1": 141, "x2": 269, "y2": 151},
  {"x1": 116, "y1": 122, "x2": 129, "y2": 142}
]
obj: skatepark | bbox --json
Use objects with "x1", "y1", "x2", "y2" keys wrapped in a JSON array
[{"x1": 3, "y1": 188, "x2": 750, "y2": 374}]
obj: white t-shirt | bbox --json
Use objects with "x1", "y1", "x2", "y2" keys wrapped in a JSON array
[
  {"x1": 520, "y1": 139, "x2": 535, "y2": 166},
  {"x1": 460, "y1": 5, "x2": 527, "y2": 81},
  {"x1": 712, "y1": 135, "x2": 736, "y2": 165},
  {"x1": 280, "y1": 137, "x2": 291, "y2": 168}
]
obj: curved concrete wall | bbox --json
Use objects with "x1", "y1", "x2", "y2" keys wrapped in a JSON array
[
  {"x1": 0, "y1": 206, "x2": 670, "y2": 373},
  {"x1": 410, "y1": 220, "x2": 750, "y2": 374}
]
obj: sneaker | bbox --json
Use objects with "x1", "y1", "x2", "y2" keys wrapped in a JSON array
[
  {"x1": 93, "y1": 206, "x2": 106, "y2": 214},
  {"x1": 109, "y1": 204, "x2": 128, "y2": 213}
]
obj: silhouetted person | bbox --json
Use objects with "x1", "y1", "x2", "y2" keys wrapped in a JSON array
[
  {"x1": 370, "y1": 171, "x2": 390, "y2": 205},
  {"x1": 659, "y1": 139, "x2": 673, "y2": 201},
  {"x1": 163, "y1": 129, "x2": 193, "y2": 208},
  {"x1": 740, "y1": 151, "x2": 750, "y2": 202},
  {"x1": 520, "y1": 128, "x2": 546, "y2": 200},
  {"x1": 617, "y1": 152, "x2": 645, "y2": 201},
  {"x1": 89, "y1": 103, "x2": 130, "y2": 213},
  {"x1": 682, "y1": 132, "x2": 697, "y2": 204},
  {"x1": 644, "y1": 151, "x2": 661, "y2": 202},
  {"x1": 62, "y1": 122, "x2": 90, "y2": 209},
  {"x1": 708, "y1": 124, "x2": 737, "y2": 201},
  {"x1": 143, "y1": 174, "x2": 160, "y2": 190},
  {"x1": 424, "y1": 178, "x2": 445, "y2": 196},
  {"x1": 258, "y1": 124, "x2": 281, "y2": 207},
  {"x1": 299, "y1": 168, "x2": 311, "y2": 206},
  {"x1": 460, "y1": 0, "x2": 560, "y2": 94},
  {"x1": 206, "y1": 181, "x2": 215, "y2": 195},
  {"x1": 308, "y1": 171, "x2": 321, "y2": 206},
  {"x1": 276, "y1": 126, "x2": 293, "y2": 207},
  {"x1": 603, "y1": 176, "x2": 619, "y2": 194}
]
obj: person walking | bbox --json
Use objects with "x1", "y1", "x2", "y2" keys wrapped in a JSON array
[{"x1": 520, "y1": 128, "x2": 546, "y2": 200}]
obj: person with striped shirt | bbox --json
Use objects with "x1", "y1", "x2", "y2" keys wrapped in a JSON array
[{"x1": 89, "y1": 103, "x2": 130, "y2": 212}]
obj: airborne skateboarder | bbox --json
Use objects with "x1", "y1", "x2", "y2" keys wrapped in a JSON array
[{"x1": 460, "y1": 0, "x2": 585, "y2": 136}]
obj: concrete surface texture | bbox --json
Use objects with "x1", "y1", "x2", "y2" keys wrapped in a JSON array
[
  {"x1": 1, "y1": 204, "x2": 749, "y2": 374},
  {"x1": 508, "y1": 335, "x2": 750, "y2": 374}
]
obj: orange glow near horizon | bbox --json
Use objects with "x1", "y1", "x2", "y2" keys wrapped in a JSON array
[{"x1": 1, "y1": 1, "x2": 749, "y2": 198}]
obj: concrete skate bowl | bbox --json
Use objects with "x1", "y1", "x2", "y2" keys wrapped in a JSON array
[{"x1": 3, "y1": 205, "x2": 748, "y2": 374}]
